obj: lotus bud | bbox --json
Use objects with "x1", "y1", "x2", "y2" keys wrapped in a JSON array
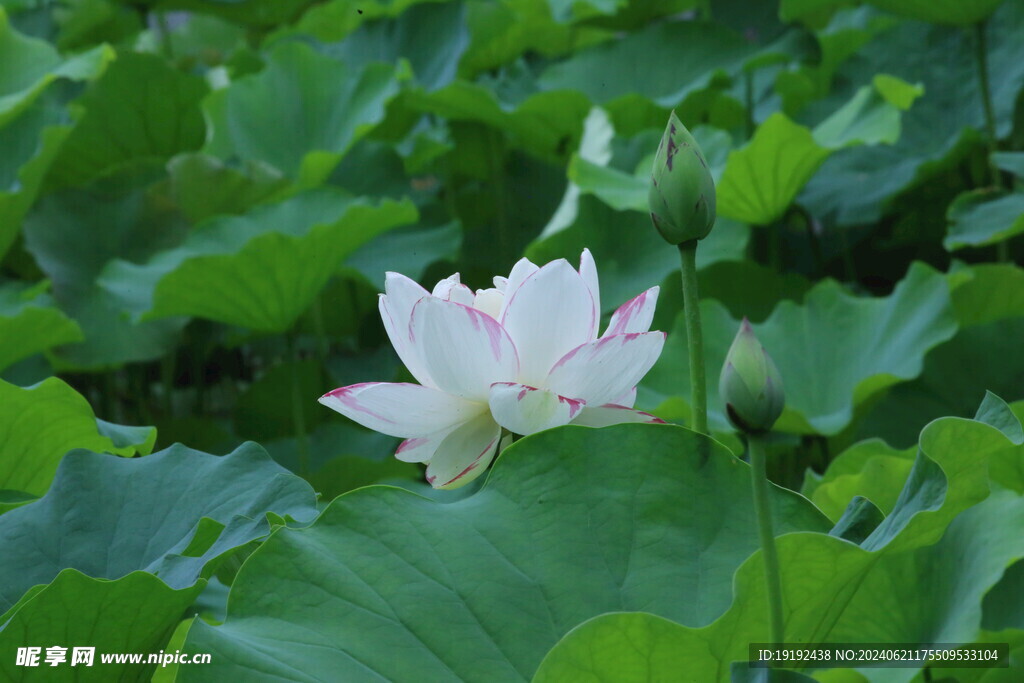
[
  {"x1": 719, "y1": 318, "x2": 784, "y2": 434},
  {"x1": 648, "y1": 111, "x2": 716, "y2": 245}
]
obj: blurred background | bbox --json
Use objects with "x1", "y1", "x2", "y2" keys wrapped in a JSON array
[{"x1": 1, "y1": 0, "x2": 1022, "y2": 499}]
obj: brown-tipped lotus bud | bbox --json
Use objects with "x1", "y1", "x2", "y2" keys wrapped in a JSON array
[
  {"x1": 648, "y1": 111, "x2": 716, "y2": 245},
  {"x1": 719, "y1": 318, "x2": 784, "y2": 434}
]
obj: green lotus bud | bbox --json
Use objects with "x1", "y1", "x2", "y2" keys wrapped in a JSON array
[
  {"x1": 719, "y1": 318, "x2": 784, "y2": 434},
  {"x1": 648, "y1": 111, "x2": 716, "y2": 245}
]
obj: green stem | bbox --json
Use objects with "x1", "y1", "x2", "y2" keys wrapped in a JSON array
[
  {"x1": 160, "y1": 351, "x2": 176, "y2": 417},
  {"x1": 974, "y1": 20, "x2": 1010, "y2": 262},
  {"x1": 748, "y1": 433, "x2": 785, "y2": 643},
  {"x1": 697, "y1": 0, "x2": 712, "y2": 21},
  {"x1": 678, "y1": 242, "x2": 707, "y2": 436},
  {"x1": 744, "y1": 69, "x2": 756, "y2": 140},
  {"x1": 311, "y1": 297, "x2": 329, "y2": 362},
  {"x1": 156, "y1": 11, "x2": 174, "y2": 60},
  {"x1": 974, "y1": 20, "x2": 1001, "y2": 190},
  {"x1": 288, "y1": 334, "x2": 311, "y2": 478}
]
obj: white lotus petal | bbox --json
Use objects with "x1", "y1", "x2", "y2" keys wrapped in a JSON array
[
  {"x1": 380, "y1": 272, "x2": 434, "y2": 387},
  {"x1": 493, "y1": 276, "x2": 508, "y2": 291},
  {"x1": 501, "y1": 259, "x2": 597, "y2": 386},
  {"x1": 473, "y1": 288, "x2": 504, "y2": 319},
  {"x1": 546, "y1": 331, "x2": 666, "y2": 405},
  {"x1": 603, "y1": 286, "x2": 659, "y2": 337},
  {"x1": 425, "y1": 412, "x2": 501, "y2": 489},
  {"x1": 610, "y1": 386, "x2": 637, "y2": 409},
  {"x1": 488, "y1": 382, "x2": 584, "y2": 436},
  {"x1": 409, "y1": 297, "x2": 520, "y2": 401},
  {"x1": 571, "y1": 404, "x2": 666, "y2": 428},
  {"x1": 579, "y1": 248, "x2": 600, "y2": 338},
  {"x1": 431, "y1": 273, "x2": 461, "y2": 298},
  {"x1": 319, "y1": 382, "x2": 482, "y2": 438},
  {"x1": 395, "y1": 424, "x2": 460, "y2": 463},
  {"x1": 497, "y1": 258, "x2": 538, "y2": 320},
  {"x1": 448, "y1": 284, "x2": 475, "y2": 306}
]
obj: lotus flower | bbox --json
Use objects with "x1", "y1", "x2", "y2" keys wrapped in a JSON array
[
  {"x1": 649, "y1": 111, "x2": 716, "y2": 245},
  {"x1": 719, "y1": 318, "x2": 785, "y2": 434},
  {"x1": 320, "y1": 250, "x2": 666, "y2": 489}
]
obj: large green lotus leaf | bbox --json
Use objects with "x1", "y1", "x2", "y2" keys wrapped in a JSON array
[
  {"x1": 801, "y1": 2, "x2": 1024, "y2": 225},
  {"x1": 951, "y1": 264, "x2": 1024, "y2": 327},
  {"x1": 533, "y1": 612, "x2": 816, "y2": 683},
  {"x1": 526, "y1": 194, "x2": 748, "y2": 315},
  {"x1": 204, "y1": 40, "x2": 401, "y2": 182},
  {"x1": 179, "y1": 424, "x2": 830, "y2": 681},
  {"x1": 348, "y1": 221, "x2": 462, "y2": 290},
  {"x1": 459, "y1": 0, "x2": 610, "y2": 77},
  {"x1": 167, "y1": 153, "x2": 289, "y2": 225},
  {"x1": 697, "y1": 261, "x2": 811, "y2": 324},
  {"x1": 994, "y1": 151, "x2": 1024, "y2": 179},
  {"x1": 944, "y1": 190, "x2": 1024, "y2": 251},
  {"x1": 0, "y1": 101, "x2": 72, "y2": 259},
  {"x1": 0, "y1": 279, "x2": 82, "y2": 371},
  {"x1": 263, "y1": 422, "x2": 417, "y2": 500},
  {"x1": 234, "y1": 359, "x2": 327, "y2": 442},
  {"x1": 779, "y1": 0, "x2": 849, "y2": 24},
  {"x1": 321, "y1": 0, "x2": 468, "y2": 92},
  {"x1": 537, "y1": 20, "x2": 752, "y2": 107},
  {"x1": 536, "y1": 416, "x2": 1024, "y2": 681},
  {"x1": 865, "y1": 0, "x2": 1005, "y2": 25},
  {"x1": 0, "y1": 441, "x2": 318, "y2": 614},
  {"x1": 0, "y1": 569, "x2": 204, "y2": 683},
  {"x1": 405, "y1": 80, "x2": 592, "y2": 162},
  {"x1": 811, "y1": 75, "x2": 923, "y2": 149},
  {"x1": 801, "y1": 438, "x2": 916, "y2": 522},
  {"x1": 0, "y1": 6, "x2": 113, "y2": 127},
  {"x1": 559, "y1": 109, "x2": 731, "y2": 217},
  {"x1": 281, "y1": 0, "x2": 461, "y2": 42},
  {"x1": 0, "y1": 377, "x2": 137, "y2": 499},
  {"x1": 0, "y1": 5, "x2": 112, "y2": 257},
  {"x1": 717, "y1": 113, "x2": 830, "y2": 225},
  {"x1": 856, "y1": 317, "x2": 1024, "y2": 448},
  {"x1": 43, "y1": 52, "x2": 207, "y2": 188},
  {"x1": 716, "y1": 113, "x2": 835, "y2": 226},
  {"x1": 641, "y1": 263, "x2": 957, "y2": 435},
  {"x1": 23, "y1": 181, "x2": 190, "y2": 369},
  {"x1": 99, "y1": 190, "x2": 416, "y2": 333},
  {"x1": 95, "y1": 418, "x2": 158, "y2": 455},
  {"x1": 145, "y1": 0, "x2": 318, "y2": 27}
]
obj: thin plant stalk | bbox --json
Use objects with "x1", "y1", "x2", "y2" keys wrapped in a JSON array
[
  {"x1": 678, "y1": 242, "x2": 708, "y2": 435},
  {"x1": 748, "y1": 433, "x2": 785, "y2": 643},
  {"x1": 287, "y1": 334, "x2": 311, "y2": 478},
  {"x1": 973, "y1": 19, "x2": 1008, "y2": 261},
  {"x1": 974, "y1": 20, "x2": 1001, "y2": 188}
]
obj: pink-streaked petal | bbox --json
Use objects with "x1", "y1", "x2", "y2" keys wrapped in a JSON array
[
  {"x1": 603, "y1": 286, "x2": 660, "y2": 338},
  {"x1": 380, "y1": 273, "x2": 434, "y2": 387},
  {"x1": 448, "y1": 284, "x2": 474, "y2": 306},
  {"x1": 610, "y1": 386, "x2": 637, "y2": 409},
  {"x1": 473, "y1": 288, "x2": 503, "y2": 319},
  {"x1": 546, "y1": 331, "x2": 666, "y2": 406},
  {"x1": 579, "y1": 249, "x2": 600, "y2": 338},
  {"x1": 493, "y1": 276, "x2": 508, "y2": 291},
  {"x1": 432, "y1": 274, "x2": 475, "y2": 306},
  {"x1": 431, "y1": 273, "x2": 461, "y2": 298},
  {"x1": 319, "y1": 382, "x2": 483, "y2": 438},
  {"x1": 409, "y1": 297, "x2": 520, "y2": 401},
  {"x1": 500, "y1": 259, "x2": 597, "y2": 386},
  {"x1": 425, "y1": 412, "x2": 501, "y2": 490},
  {"x1": 570, "y1": 404, "x2": 667, "y2": 428},
  {"x1": 488, "y1": 382, "x2": 584, "y2": 436},
  {"x1": 497, "y1": 258, "x2": 538, "y2": 320},
  {"x1": 395, "y1": 425, "x2": 459, "y2": 464}
]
